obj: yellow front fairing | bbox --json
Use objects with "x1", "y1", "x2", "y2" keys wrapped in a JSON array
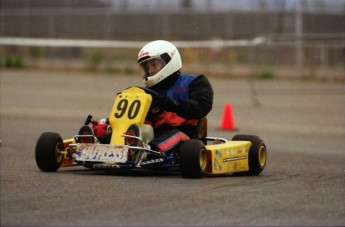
[
  {"x1": 205, "y1": 141, "x2": 251, "y2": 174},
  {"x1": 108, "y1": 87, "x2": 152, "y2": 145}
]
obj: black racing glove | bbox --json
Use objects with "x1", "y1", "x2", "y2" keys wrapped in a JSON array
[{"x1": 157, "y1": 96, "x2": 179, "y2": 112}]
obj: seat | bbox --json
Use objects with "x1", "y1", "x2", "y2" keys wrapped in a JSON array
[
  {"x1": 76, "y1": 125, "x2": 96, "y2": 143},
  {"x1": 192, "y1": 117, "x2": 208, "y2": 144}
]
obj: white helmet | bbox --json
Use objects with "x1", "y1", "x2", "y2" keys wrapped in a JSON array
[{"x1": 137, "y1": 40, "x2": 182, "y2": 87}]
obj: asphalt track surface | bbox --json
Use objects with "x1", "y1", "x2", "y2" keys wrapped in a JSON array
[{"x1": 1, "y1": 70, "x2": 345, "y2": 226}]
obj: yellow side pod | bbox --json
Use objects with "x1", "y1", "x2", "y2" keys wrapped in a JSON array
[{"x1": 205, "y1": 141, "x2": 251, "y2": 174}]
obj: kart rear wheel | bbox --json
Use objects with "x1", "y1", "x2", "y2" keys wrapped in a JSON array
[
  {"x1": 35, "y1": 132, "x2": 64, "y2": 172},
  {"x1": 232, "y1": 135, "x2": 267, "y2": 176},
  {"x1": 179, "y1": 139, "x2": 207, "y2": 179}
]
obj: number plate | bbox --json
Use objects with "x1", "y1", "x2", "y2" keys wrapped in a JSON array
[
  {"x1": 75, "y1": 144, "x2": 128, "y2": 163},
  {"x1": 109, "y1": 87, "x2": 152, "y2": 145}
]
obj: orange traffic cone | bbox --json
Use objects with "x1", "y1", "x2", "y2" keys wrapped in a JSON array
[{"x1": 221, "y1": 103, "x2": 235, "y2": 130}]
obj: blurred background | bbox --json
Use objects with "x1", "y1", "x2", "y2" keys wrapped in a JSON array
[{"x1": 1, "y1": 0, "x2": 345, "y2": 80}]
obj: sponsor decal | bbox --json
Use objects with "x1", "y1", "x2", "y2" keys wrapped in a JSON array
[
  {"x1": 75, "y1": 144, "x2": 127, "y2": 163},
  {"x1": 170, "y1": 49, "x2": 177, "y2": 57},
  {"x1": 215, "y1": 150, "x2": 222, "y2": 158},
  {"x1": 93, "y1": 164, "x2": 119, "y2": 169},
  {"x1": 222, "y1": 147, "x2": 248, "y2": 163},
  {"x1": 155, "y1": 75, "x2": 164, "y2": 81},
  {"x1": 141, "y1": 158, "x2": 164, "y2": 165},
  {"x1": 213, "y1": 158, "x2": 222, "y2": 171},
  {"x1": 138, "y1": 51, "x2": 149, "y2": 59},
  {"x1": 227, "y1": 147, "x2": 248, "y2": 156}
]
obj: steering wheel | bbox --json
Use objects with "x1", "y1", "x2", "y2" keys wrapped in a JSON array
[
  {"x1": 136, "y1": 86, "x2": 160, "y2": 99},
  {"x1": 135, "y1": 86, "x2": 163, "y2": 115}
]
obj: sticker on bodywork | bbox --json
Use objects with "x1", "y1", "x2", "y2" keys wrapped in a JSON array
[{"x1": 75, "y1": 144, "x2": 128, "y2": 163}]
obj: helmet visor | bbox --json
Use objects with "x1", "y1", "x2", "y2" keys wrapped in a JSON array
[{"x1": 139, "y1": 57, "x2": 166, "y2": 80}]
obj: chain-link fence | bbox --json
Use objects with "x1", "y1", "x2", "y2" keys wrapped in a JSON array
[
  {"x1": 1, "y1": 8, "x2": 345, "y2": 40},
  {"x1": 1, "y1": 2, "x2": 344, "y2": 79},
  {"x1": 1, "y1": 36, "x2": 344, "y2": 80}
]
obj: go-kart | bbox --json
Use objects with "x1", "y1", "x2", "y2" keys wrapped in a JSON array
[{"x1": 35, "y1": 86, "x2": 267, "y2": 178}]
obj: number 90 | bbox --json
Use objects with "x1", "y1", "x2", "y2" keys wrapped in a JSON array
[{"x1": 114, "y1": 99, "x2": 141, "y2": 119}]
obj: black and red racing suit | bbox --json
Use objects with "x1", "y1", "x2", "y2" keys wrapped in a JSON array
[{"x1": 145, "y1": 72, "x2": 213, "y2": 153}]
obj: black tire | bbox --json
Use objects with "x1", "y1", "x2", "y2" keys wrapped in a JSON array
[
  {"x1": 179, "y1": 139, "x2": 207, "y2": 179},
  {"x1": 232, "y1": 134, "x2": 267, "y2": 176},
  {"x1": 35, "y1": 132, "x2": 64, "y2": 172}
]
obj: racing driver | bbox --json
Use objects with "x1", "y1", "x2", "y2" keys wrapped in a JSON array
[{"x1": 137, "y1": 40, "x2": 214, "y2": 154}]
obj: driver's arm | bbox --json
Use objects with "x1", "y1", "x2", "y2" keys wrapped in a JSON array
[{"x1": 158, "y1": 75, "x2": 213, "y2": 119}]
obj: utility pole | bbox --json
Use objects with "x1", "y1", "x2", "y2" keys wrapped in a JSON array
[
  {"x1": 295, "y1": 0, "x2": 304, "y2": 77},
  {"x1": 181, "y1": 0, "x2": 192, "y2": 9}
]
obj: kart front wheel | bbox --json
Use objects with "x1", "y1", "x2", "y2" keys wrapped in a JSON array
[
  {"x1": 35, "y1": 132, "x2": 64, "y2": 172},
  {"x1": 232, "y1": 134, "x2": 267, "y2": 176},
  {"x1": 179, "y1": 139, "x2": 207, "y2": 179}
]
